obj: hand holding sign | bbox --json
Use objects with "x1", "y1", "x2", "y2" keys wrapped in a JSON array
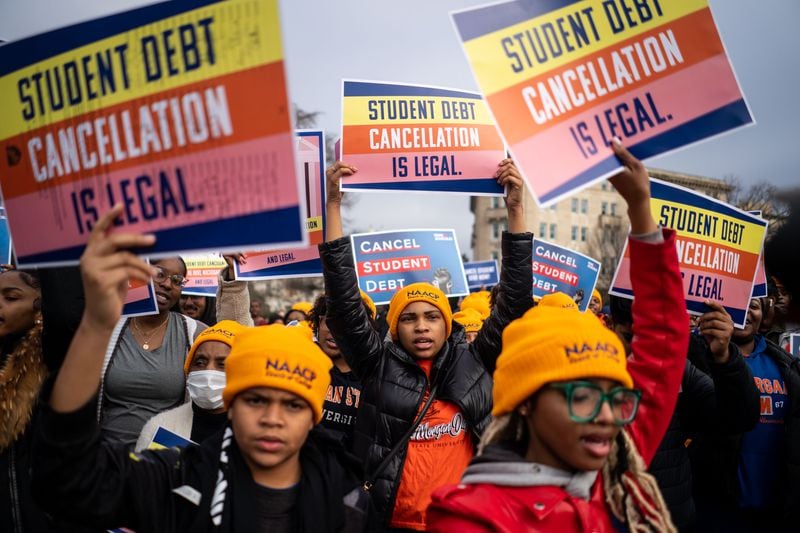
[
  {"x1": 494, "y1": 158, "x2": 525, "y2": 233},
  {"x1": 697, "y1": 300, "x2": 734, "y2": 363},
  {"x1": 325, "y1": 161, "x2": 357, "y2": 242},
  {"x1": 608, "y1": 138, "x2": 658, "y2": 235},
  {"x1": 79, "y1": 204, "x2": 155, "y2": 332}
]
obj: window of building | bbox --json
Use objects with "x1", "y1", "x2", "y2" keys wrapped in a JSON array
[
  {"x1": 602, "y1": 201, "x2": 608, "y2": 215},
  {"x1": 492, "y1": 221, "x2": 500, "y2": 240},
  {"x1": 581, "y1": 199, "x2": 588, "y2": 214},
  {"x1": 571, "y1": 198, "x2": 578, "y2": 213},
  {"x1": 491, "y1": 250, "x2": 499, "y2": 260},
  {"x1": 601, "y1": 182, "x2": 608, "y2": 191},
  {"x1": 611, "y1": 203, "x2": 618, "y2": 216},
  {"x1": 549, "y1": 224, "x2": 557, "y2": 240},
  {"x1": 581, "y1": 227, "x2": 587, "y2": 242},
  {"x1": 539, "y1": 222, "x2": 547, "y2": 237},
  {"x1": 491, "y1": 196, "x2": 501, "y2": 209},
  {"x1": 571, "y1": 226, "x2": 578, "y2": 241}
]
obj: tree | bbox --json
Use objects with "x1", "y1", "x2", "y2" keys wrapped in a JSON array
[
  {"x1": 724, "y1": 176, "x2": 790, "y2": 234},
  {"x1": 586, "y1": 214, "x2": 628, "y2": 297}
]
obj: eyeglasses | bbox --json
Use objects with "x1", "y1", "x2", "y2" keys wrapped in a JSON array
[
  {"x1": 153, "y1": 267, "x2": 187, "y2": 287},
  {"x1": 549, "y1": 381, "x2": 641, "y2": 425}
]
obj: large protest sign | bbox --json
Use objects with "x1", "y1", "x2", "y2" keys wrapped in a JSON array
[
  {"x1": 0, "y1": 0, "x2": 304, "y2": 267},
  {"x1": 532, "y1": 239, "x2": 601, "y2": 312},
  {"x1": 451, "y1": 0, "x2": 753, "y2": 206},
  {"x1": 340, "y1": 80, "x2": 505, "y2": 196},
  {"x1": 351, "y1": 229, "x2": 469, "y2": 305},
  {"x1": 182, "y1": 253, "x2": 227, "y2": 297},
  {"x1": 122, "y1": 276, "x2": 158, "y2": 318},
  {"x1": 464, "y1": 259, "x2": 499, "y2": 289},
  {"x1": 610, "y1": 179, "x2": 768, "y2": 328},
  {"x1": 749, "y1": 211, "x2": 767, "y2": 298},
  {"x1": 235, "y1": 130, "x2": 326, "y2": 280}
]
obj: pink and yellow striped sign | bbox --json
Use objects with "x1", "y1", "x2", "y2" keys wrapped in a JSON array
[
  {"x1": 340, "y1": 80, "x2": 505, "y2": 196},
  {"x1": 452, "y1": 0, "x2": 753, "y2": 206},
  {"x1": 0, "y1": 0, "x2": 304, "y2": 266}
]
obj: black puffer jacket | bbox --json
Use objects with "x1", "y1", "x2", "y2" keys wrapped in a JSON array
[
  {"x1": 319, "y1": 231, "x2": 533, "y2": 527},
  {"x1": 649, "y1": 335, "x2": 759, "y2": 531}
]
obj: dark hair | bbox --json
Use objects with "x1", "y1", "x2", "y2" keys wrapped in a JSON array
[
  {"x1": 609, "y1": 295, "x2": 633, "y2": 326},
  {"x1": 1, "y1": 269, "x2": 41, "y2": 311},
  {"x1": 152, "y1": 256, "x2": 187, "y2": 276},
  {"x1": 308, "y1": 292, "x2": 377, "y2": 335},
  {"x1": 765, "y1": 192, "x2": 800, "y2": 309}
]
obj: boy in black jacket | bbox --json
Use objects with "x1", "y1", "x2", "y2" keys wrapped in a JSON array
[{"x1": 32, "y1": 205, "x2": 362, "y2": 533}]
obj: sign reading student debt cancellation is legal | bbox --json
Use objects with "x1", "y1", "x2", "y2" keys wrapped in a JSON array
[
  {"x1": 235, "y1": 130, "x2": 326, "y2": 280},
  {"x1": 182, "y1": 253, "x2": 227, "y2": 297},
  {"x1": 532, "y1": 239, "x2": 601, "y2": 312},
  {"x1": 340, "y1": 80, "x2": 505, "y2": 195},
  {"x1": 451, "y1": 0, "x2": 753, "y2": 206},
  {"x1": 0, "y1": 0, "x2": 304, "y2": 267},
  {"x1": 609, "y1": 179, "x2": 768, "y2": 328},
  {"x1": 351, "y1": 229, "x2": 469, "y2": 305}
]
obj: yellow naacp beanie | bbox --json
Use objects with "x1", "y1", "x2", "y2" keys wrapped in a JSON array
[
  {"x1": 386, "y1": 283, "x2": 453, "y2": 340},
  {"x1": 453, "y1": 308, "x2": 484, "y2": 333},
  {"x1": 460, "y1": 292, "x2": 491, "y2": 320},
  {"x1": 222, "y1": 324, "x2": 332, "y2": 422},
  {"x1": 184, "y1": 320, "x2": 246, "y2": 374},
  {"x1": 492, "y1": 292, "x2": 631, "y2": 417}
]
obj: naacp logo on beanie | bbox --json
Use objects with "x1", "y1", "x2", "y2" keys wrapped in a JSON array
[
  {"x1": 563, "y1": 341, "x2": 621, "y2": 364},
  {"x1": 265, "y1": 358, "x2": 318, "y2": 390},
  {"x1": 386, "y1": 282, "x2": 454, "y2": 340}
]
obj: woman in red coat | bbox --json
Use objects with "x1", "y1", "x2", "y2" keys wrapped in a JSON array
[{"x1": 428, "y1": 139, "x2": 690, "y2": 532}]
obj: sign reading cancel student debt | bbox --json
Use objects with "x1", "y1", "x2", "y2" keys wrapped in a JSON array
[
  {"x1": 0, "y1": 0, "x2": 303, "y2": 267},
  {"x1": 451, "y1": 0, "x2": 753, "y2": 206},
  {"x1": 340, "y1": 80, "x2": 505, "y2": 196},
  {"x1": 235, "y1": 130, "x2": 326, "y2": 280},
  {"x1": 532, "y1": 239, "x2": 601, "y2": 312},
  {"x1": 351, "y1": 229, "x2": 469, "y2": 305},
  {"x1": 610, "y1": 179, "x2": 768, "y2": 328}
]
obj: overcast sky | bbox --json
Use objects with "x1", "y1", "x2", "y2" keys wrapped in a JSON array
[{"x1": 1, "y1": 0, "x2": 797, "y2": 258}]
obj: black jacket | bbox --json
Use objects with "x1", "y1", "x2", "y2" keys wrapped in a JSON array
[
  {"x1": 649, "y1": 335, "x2": 759, "y2": 531},
  {"x1": 690, "y1": 337, "x2": 800, "y2": 528},
  {"x1": 319, "y1": 231, "x2": 533, "y2": 527},
  {"x1": 31, "y1": 398, "x2": 363, "y2": 533}
]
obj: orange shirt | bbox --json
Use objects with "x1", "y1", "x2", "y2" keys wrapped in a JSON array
[{"x1": 390, "y1": 360, "x2": 474, "y2": 530}]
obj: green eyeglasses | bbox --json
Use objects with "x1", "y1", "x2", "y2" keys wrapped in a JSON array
[{"x1": 549, "y1": 381, "x2": 642, "y2": 425}]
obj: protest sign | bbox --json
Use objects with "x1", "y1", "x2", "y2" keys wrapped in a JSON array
[
  {"x1": 451, "y1": 0, "x2": 753, "y2": 206},
  {"x1": 122, "y1": 276, "x2": 158, "y2": 318},
  {"x1": 609, "y1": 178, "x2": 767, "y2": 328},
  {"x1": 148, "y1": 426, "x2": 195, "y2": 451},
  {"x1": 749, "y1": 210, "x2": 767, "y2": 298},
  {"x1": 341, "y1": 80, "x2": 505, "y2": 196},
  {"x1": 351, "y1": 229, "x2": 469, "y2": 305},
  {"x1": 790, "y1": 334, "x2": 800, "y2": 359},
  {"x1": 0, "y1": 213, "x2": 12, "y2": 265},
  {"x1": 235, "y1": 130, "x2": 326, "y2": 280},
  {"x1": 464, "y1": 259, "x2": 499, "y2": 289},
  {"x1": 182, "y1": 253, "x2": 227, "y2": 297},
  {"x1": 532, "y1": 239, "x2": 601, "y2": 312},
  {"x1": 0, "y1": 0, "x2": 305, "y2": 267}
]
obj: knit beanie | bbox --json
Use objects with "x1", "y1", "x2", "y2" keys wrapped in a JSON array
[
  {"x1": 460, "y1": 292, "x2": 491, "y2": 320},
  {"x1": 386, "y1": 283, "x2": 453, "y2": 340},
  {"x1": 222, "y1": 324, "x2": 332, "y2": 422},
  {"x1": 184, "y1": 320, "x2": 246, "y2": 374},
  {"x1": 290, "y1": 301, "x2": 314, "y2": 315},
  {"x1": 453, "y1": 308, "x2": 484, "y2": 333},
  {"x1": 492, "y1": 292, "x2": 631, "y2": 416}
]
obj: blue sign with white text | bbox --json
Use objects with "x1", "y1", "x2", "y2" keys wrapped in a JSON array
[
  {"x1": 464, "y1": 260, "x2": 499, "y2": 289},
  {"x1": 532, "y1": 239, "x2": 601, "y2": 312}
]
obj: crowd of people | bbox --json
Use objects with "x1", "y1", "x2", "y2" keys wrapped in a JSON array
[{"x1": 1, "y1": 140, "x2": 799, "y2": 532}]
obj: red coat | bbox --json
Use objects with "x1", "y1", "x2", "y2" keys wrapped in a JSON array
[{"x1": 428, "y1": 229, "x2": 689, "y2": 532}]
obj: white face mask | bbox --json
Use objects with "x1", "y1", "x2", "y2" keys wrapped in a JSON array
[{"x1": 186, "y1": 370, "x2": 226, "y2": 410}]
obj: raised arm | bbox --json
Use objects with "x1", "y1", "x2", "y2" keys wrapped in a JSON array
[
  {"x1": 319, "y1": 161, "x2": 383, "y2": 380},
  {"x1": 472, "y1": 158, "x2": 533, "y2": 373},
  {"x1": 215, "y1": 253, "x2": 254, "y2": 326},
  {"x1": 609, "y1": 139, "x2": 690, "y2": 465},
  {"x1": 50, "y1": 205, "x2": 155, "y2": 413}
]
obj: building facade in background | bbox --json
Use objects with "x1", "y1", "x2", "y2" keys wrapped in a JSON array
[{"x1": 471, "y1": 169, "x2": 732, "y2": 294}]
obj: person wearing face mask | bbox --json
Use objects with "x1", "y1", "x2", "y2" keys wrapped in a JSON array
[{"x1": 135, "y1": 320, "x2": 245, "y2": 451}]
